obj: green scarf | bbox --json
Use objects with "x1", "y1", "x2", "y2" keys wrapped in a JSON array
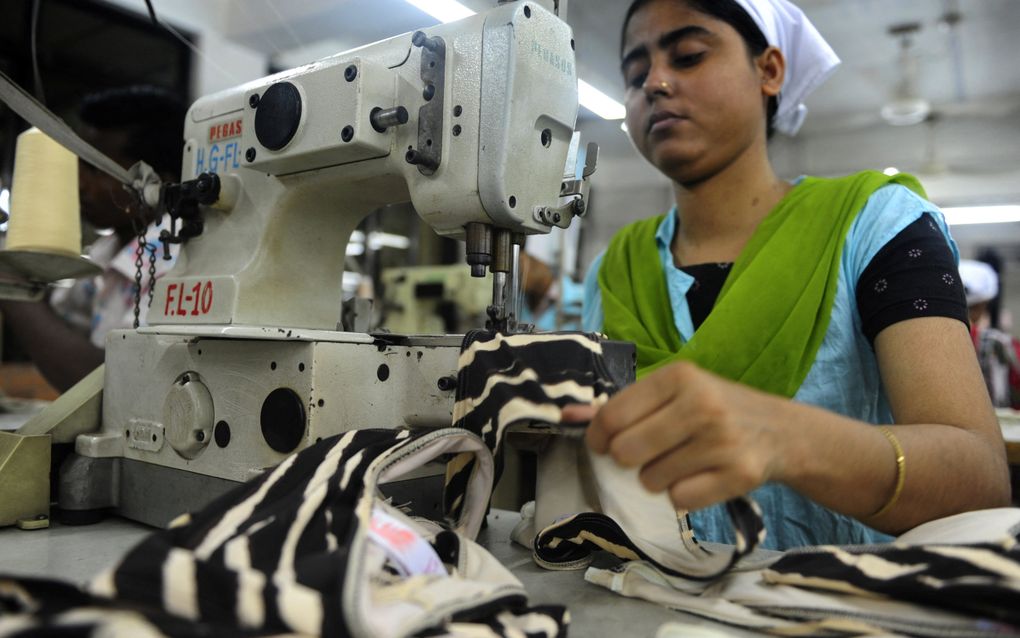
[{"x1": 599, "y1": 170, "x2": 926, "y2": 397}]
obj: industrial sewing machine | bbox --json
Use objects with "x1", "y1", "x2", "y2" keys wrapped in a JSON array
[{"x1": 35, "y1": 0, "x2": 621, "y2": 527}]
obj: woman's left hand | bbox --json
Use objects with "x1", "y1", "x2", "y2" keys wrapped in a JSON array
[{"x1": 561, "y1": 360, "x2": 793, "y2": 511}]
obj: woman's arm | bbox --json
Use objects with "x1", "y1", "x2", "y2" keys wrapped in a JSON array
[
  {"x1": 573, "y1": 316, "x2": 1010, "y2": 535},
  {"x1": 0, "y1": 299, "x2": 105, "y2": 392}
]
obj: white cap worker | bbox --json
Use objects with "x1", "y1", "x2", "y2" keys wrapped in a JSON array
[{"x1": 959, "y1": 259, "x2": 1019, "y2": 408}]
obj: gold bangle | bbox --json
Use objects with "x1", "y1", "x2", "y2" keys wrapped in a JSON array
[{"x1": 871, "y1": 426, "x2": 906, "y2": 518}]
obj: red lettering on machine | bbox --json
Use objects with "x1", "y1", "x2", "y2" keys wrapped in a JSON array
[
  {"x1": 164, "y1": 281, "x2": 214, "y2": 317},
  {"x1": 208, "y1": 120, "x2": 243, "y2": 143}
]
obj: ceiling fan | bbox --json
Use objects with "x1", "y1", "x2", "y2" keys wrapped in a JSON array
[{"x1": 880, "y1": 21, "x2": 931, "y2": 127}]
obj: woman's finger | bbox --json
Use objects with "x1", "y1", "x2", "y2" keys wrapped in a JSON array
[
  {"x1": 560, "y1": 403, "x2": 598, "y2": 423},
  {"x1": 587, "y1": 361, "x2": 702, "y2": 453}
]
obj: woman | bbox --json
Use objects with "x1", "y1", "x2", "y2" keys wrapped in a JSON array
[{"x1": 563, "y1": 0, "x2": 1010, "y2": 550}]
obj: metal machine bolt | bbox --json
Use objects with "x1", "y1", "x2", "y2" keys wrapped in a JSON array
[
  {"x1": 412, "y1": 30, "x2": 441, "y2": 52},
  {"x1": 492, "y1": 229, "x2": 513, "y2": 273},
  {"x1": 245, "y1": 147, "x2": 256, "y2": 162},
  {"x1": 369, "y1": 106, "x2": 409, "y2": 133},
  {"x1": 344, "y1": 65, "x2": 358, "y2": 82},
  {"x1": 405, "y1": 148, "x2": 438, "y2": 171},
  {"x1": 465, "y1": 222, "x2": 493, "y2": 278},
  {"x1": 437, "y1": 376, "x2": 456, "y2": 391},
  {"x1": 423, "y1": 84, "x2": 436, "y2": 101},
  {"x1": 341, "y1": 125, "x2": 354, "y2": 142},
  {"x1": 249, "y1": 93, "x2": 260, "y2": 108}
]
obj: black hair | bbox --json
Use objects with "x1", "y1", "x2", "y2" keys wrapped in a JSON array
[
  {"x1": 622, "y1": 0, "x2": 780, "y2": 138},
  {"x1": 78, "y1": 85, "x2": 186, "y2": 176}
]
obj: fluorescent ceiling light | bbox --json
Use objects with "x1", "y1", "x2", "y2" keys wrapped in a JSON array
[
  {"x1": 578, "y1": 79, "x2": 626, "y2": 120},
  {"x1": 367, "y1": 231, "x2": 411, "y2": 250},
  {"x1": 883, "y1": 167, "x2": 899, "y2": 176},
  {"x1": 404, "y1": 0, "x2": 474, "y2": 23},
  {"x1": 347, "y1": 230, "x2": 411, "y2": 253},
  {"x1": 403, "y1": 1, "x2": 626, "y2": 120},
  {"x1": 941, "y1": 205, "x2": 1020, "y2": 226}
]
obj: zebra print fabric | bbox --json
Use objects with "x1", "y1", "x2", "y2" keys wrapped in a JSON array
[
  {"x1": 1, "y1": 428, "x2": 568, "y2": 637},
  {"x1": 445, "y1": 330, "x2": 767, "y2": 581},
  {"x1": 17, "y1": 329, "x2": 1008, "y2": 637},
  {"x1": 764, "y1": 531, "x2": 1020, "y2": 627}
]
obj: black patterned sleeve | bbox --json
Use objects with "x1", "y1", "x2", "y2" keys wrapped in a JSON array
[{"x1": 856, "y1": 213, "x2": 969, "y2": 346}]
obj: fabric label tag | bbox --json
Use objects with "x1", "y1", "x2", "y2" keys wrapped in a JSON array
[{"x1": 368, "y1": 506, "x2": 447, "y2": 578}]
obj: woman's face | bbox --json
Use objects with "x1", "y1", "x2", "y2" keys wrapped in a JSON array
[{"x1": 621, "y1": 0, "x2": 778, "y2": 185}]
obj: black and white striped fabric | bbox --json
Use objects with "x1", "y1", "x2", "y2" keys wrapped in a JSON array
[
  {"x1": 2, "y1": 428, "x2": 568, "y2": 637},
  {"x1": 764, "y1": 531, "x2": 1020, "y2": 627},
  {"x1": 584, "y1": 509, "x2": 1020, "y2": 636},
  {"x1": 445, "y1": 330, "x2": 767, "y2": 582},
  {"x1": 0, "y1": 329, "x2": 799, "y2": 638}
]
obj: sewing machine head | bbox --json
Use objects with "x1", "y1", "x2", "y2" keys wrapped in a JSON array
[
  {"x1": 152, "y1": 0, "x2": 595, "y2": 335},
  {"x1": 41, "y1": 1, "x2": 606, "y2": 529}
]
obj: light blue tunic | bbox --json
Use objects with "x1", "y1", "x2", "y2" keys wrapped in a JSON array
[{"x1": 582, "y1": 182, "x2": 959, "y2": 550}]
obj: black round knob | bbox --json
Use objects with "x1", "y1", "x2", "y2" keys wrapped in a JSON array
[{"x1": 254, "y1": 82, "x2": 302, "y2": 151}]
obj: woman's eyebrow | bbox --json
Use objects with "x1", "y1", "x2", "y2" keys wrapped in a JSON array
[{"x1": 621, "y1": 25, "x2": 714, "y2": 72}]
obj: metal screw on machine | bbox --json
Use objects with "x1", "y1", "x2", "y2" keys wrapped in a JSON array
[
  {"x1": 437, "y1": 376, "x2": 456, "y2": 392},
  {"x1": 341, "y1": 126, "x2": 354, "y2": 142},
  {"x1": 412, "y1": 30, "x2": 442, "y2": 52},
  {"x1": 370, "y1": 106, "x2": 409, "y2": 133},
  {"x1": 344, "y1": 65, "x2": 358, "y2": 82},
  {"x1": 465, "y1": 222, "x2": 493, "y2": 278},
  {"x1": 406, "y1": 148, "x2": 439, "y2": 171}
]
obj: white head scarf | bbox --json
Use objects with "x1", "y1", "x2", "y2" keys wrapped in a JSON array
[
  {"x1": 958, "y1": 259, "x2": 999, "y2": 306},
  {"x1": 732, "y1": 0, "x2": 840, "y2": 136}
]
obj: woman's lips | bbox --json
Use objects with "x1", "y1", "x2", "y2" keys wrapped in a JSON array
[{"x1": 648, "y1": 112, "x2": 686, "y2": 134}]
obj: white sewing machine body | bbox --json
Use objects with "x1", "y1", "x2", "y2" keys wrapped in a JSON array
[{"x1": 60, "y1": 1, "x2": 590, "y2": 527}]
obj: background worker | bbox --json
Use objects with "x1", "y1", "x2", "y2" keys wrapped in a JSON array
[
  {"x1": 959, "y1": 259, "x2": 1020, "y2": 409},
  {"x1": 1, "y1": 86, "x2": 185, "y2": 392}
]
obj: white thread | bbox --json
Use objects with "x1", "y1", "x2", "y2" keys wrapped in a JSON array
[{"x1": 7, "y1": 127, "x2": 80, "y2": 255}]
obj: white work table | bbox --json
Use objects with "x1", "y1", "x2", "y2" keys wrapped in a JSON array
[{"x1": 0, "y1": 509, "x2": 755, "y2": 637}]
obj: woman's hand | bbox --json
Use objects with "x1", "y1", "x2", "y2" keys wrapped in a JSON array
[{"x1": 562, "y1": 361, "x2": 793, "y2": 511}]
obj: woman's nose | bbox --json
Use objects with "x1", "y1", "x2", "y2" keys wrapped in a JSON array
[{"x1": 642, "y1": 67, "x2": 673, "y2": 100}]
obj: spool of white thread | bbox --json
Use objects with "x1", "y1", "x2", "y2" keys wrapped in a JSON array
[{"x1": 7, "y1": 127, "x2": 81, "y2": 256}]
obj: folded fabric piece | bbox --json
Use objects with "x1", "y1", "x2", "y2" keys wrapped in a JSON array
[
  {"x1": 763, "y1": 509, "x2": 1020, "y2": 627},
  {"x1": 2, "y1": 428, "x2": 568, "y2": 638},
  {"x1": 584, "y1": 509, "x2": 1020, "y2": 637},
  {"x1": 445, "y1": 330, "x2": 766, "y2": 581}
]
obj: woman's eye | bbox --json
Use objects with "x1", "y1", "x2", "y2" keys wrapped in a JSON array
[
  {"x1": 674, "y1": 52, "x2": 705, "y2": 68},
  {"x1": 627, "y1": 71, "x2": 648, "y2": 89}
]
